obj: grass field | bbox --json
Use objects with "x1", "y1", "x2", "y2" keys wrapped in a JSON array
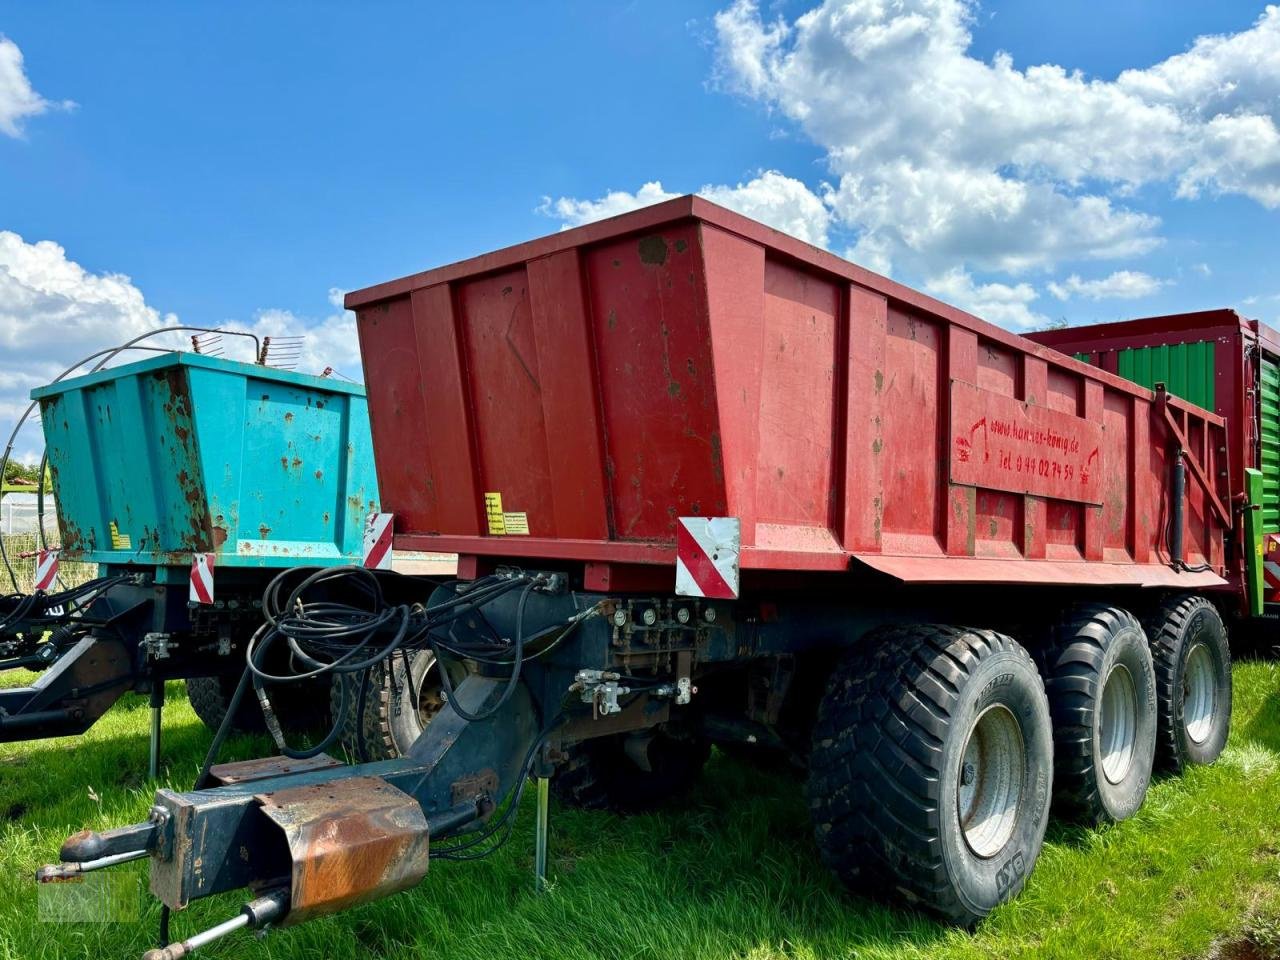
[{"x1": 0, "y1": 660, "x2": 1277, "y2": 960}]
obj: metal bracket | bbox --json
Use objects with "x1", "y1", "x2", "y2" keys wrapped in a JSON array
[
  {"x1": 1155, "y1": 385, "x2": 1231, "y2": 527},
  {"x1": 143, "y1": 632, "x2": 175, "y2": 660},
  {"x1": 254, "y1": 776, "x2": 430, "y2": 925}
]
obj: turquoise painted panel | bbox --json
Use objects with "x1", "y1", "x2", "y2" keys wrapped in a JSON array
[{"x1": 32, "y1": 353, "x2": 379, "y2": 568}]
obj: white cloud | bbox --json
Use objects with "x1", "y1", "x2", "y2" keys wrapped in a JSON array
[
  {"x1": 0, "y1": 36, "x2": 71, "y2": 138},
  {"x1": 247, "y1": 306, "x2": 360, "y2": 380},
  {"x1": 1047, "y1": 271, "x2": 1167, "y2": 301},
  {"x1": 699, "y1": 170, "x2": 832, "y2": 245},
  {"x1": 540, "y1": 182, "x2": 678, "y2": 227},
  {"x1": 924, "y1": 267, "x2": 1048, "y2": 330},
  {"x1": 541, "y1": 169, "x2": 832, "y2": 247},
  {"x1": 0, "y1": 230, "x2": 361, "y2": 463},
  {"x1": 712, "y1": 0, "x2": 1280, "y2": 275},
  {"x1": 1192, "y1": 262, "x2": 1212, "y2": 277}
]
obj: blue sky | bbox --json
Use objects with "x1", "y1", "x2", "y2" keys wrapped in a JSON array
[{"x1": 2, "y1": 1, "x2": 1279, "y2": 456}]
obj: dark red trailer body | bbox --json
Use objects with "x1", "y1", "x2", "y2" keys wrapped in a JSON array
[
  {"x1": 348, "y1": 197, "x2": 1228, "y2": 594},
  {"x1": 1029, "y1": 311, "x2": 1280, "y2": 613}
]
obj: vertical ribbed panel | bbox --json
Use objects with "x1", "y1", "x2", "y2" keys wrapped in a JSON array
[
  {"x1": 1116, "y1": 340, "x2": 1216, "y2": 411},
  {"x1": 1260, "y1": 352, "x2": 1279, "y2": 533}
]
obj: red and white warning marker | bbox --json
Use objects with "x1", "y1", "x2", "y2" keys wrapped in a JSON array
[
  {"x1": 189, "y1": 553, "x2": 215, "y2": 605},
  {"x1": 1266, "y1": 536, "x2": 1280, "y2": 601},
  {"x1": 363, "y1": 512, "x2": 394, "y2": 570},
  {"x1": 34, "y1": 549, "x2": 59, "y2": 592},
  {"x1": 675, "y1": 517, "x2": 741, "y2": 600}
]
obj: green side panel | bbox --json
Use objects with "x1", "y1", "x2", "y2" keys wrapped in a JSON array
[
  {"x1": 1073, "y1": 352, "x2": 1091, "y2": 364},
  {"x1": 1243, "y1": 469, "x2": 1266, "y2": 618},
  {"x1": 1116, "y1": 340, "x2": 1216, "y2": 411},
  {"x1": 1261, "y1": 352, "x2": 1279, "y2": 534}
]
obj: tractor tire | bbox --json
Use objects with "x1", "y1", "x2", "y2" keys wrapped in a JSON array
[
  {"x1": 331, "y1": 649, "x2": 455, "y2": 761},
  {"x1": 1038, "y1": 606, "x2": 1156, "y2": 823},
  {"x1": 552, "y1": 730, "x2": 711, "y2": 813},
  {"x1": 808, "y1": 625, "x2": 1052, "y2": 926},
  {"x1": 186, "y1": 674, "x2": 265, "y2": 734},
  {"x1": 1143, "y1": 595, "x2": 1232, "y2": 772},
  {"x1": 188, "y1": 674, "x2": 334, "y2": 736}
]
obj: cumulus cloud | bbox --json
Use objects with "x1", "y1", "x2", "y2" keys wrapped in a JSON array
[
  {"x1": 712, "y1": 0, "x2": 1280, "y2": 275},
  {"x1": 1047, "y1": 271, "x2": 1167, "y2": 301},
  {"x1": 540, "y1": 181, "x2": 678, "y2": 227},
  {"x1": 248, "y1": 304, "x2": 361, "y2": 380},
  {"x1": 541, "y1": 169, "x2": 832, "y2": 247},
  {"x1": 924, "y1": 267, "x2": 1048, "y2": 330},
  {"x1": 0, "y1": 36, "x2": 71, "y2": 138},
  {"x1": 0, "y1": 231, "x2": 360, "y2": 462}
]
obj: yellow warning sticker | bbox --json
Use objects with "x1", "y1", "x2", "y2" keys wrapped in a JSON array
[
  {"x1": 109, "y1": 521, "x2": 133, "y2": 551},
  {"x1": 484, "y1": 492, "x2": 506, "y2": 535},
  {"x1": 483, "y1": 492, "x2": 531, "y2": 535}
]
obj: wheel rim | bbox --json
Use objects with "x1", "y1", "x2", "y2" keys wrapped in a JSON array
[
  {"x1": 1098, "y1": 663, "x2": 1137, "y2": 784},
  {"x1": 957, "y1": 704, "x2": 1025, "y2": 858},
  {"x1": 413, "y1": 656, "x2": 446, "y2": 726},
  {"x1": 1183, "y1": 643, "x2": 1216, "y2": 744}
]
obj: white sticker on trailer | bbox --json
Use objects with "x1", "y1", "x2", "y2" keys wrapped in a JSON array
[
  {"x1": 363, "y1": 512, "x2": 394, "y2": 570},
  {"x1": 34, "y1": 549, "x2": 59, "y2": 592},
  {"x1": 675, "y1": 517, "x2": 740, "y2": 599},
  {"x1": 189, "y1": 553, "x2": 215, "y2": 605}
]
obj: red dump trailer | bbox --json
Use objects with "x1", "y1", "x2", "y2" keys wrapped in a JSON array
[
  {"x1": 50, "y1": 200, "x2": 1244, "y2": 952},
  {"x1": 353, "y1": 196, "x2": 1229, "y2": 591},
  {"x1": 1028, "y1": 311, "x2": 1280, "y2": 621},
  {"x1": 338, "y1": 197, "x2": 1235, "y2": 915}
]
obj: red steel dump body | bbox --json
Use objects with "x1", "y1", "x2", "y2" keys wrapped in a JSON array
[
  {"x1": 348, "y1": 197, "x2": 1229, "y2": 593},
  {"x1": 1028, "y1": 310, "x2": 1280, "y2": 611}
]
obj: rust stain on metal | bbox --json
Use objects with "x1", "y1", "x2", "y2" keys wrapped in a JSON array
[
  {"x1": 638, "y1": 235, "x2": 668, "y2": 266},
  {"x1": 254, "y1": 777, "x2": 430, "y2": 925},
  {"x1": 450, "y1": 769, "x2": 498, "y2": 806},
  {"x1": 258, "y1": 523, "x2": 271, "y2": 539},
  {"x1": 209, "y1": 753, "x2": 342, "y2": 786}
]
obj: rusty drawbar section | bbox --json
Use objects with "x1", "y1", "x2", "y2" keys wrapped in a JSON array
[{"x1": 254, "y1": 776, "x2": 430, "y2": 925}]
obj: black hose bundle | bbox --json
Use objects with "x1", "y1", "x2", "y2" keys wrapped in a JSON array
[
  {"x1": 196, "y1": 564, "x2": 582, "y2": 785},
  {"x1": 0, "y1": 574, "x2": 131, "y2": 634}
]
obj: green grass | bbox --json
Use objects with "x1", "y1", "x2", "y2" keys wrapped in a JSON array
[{"x1": 1, "y1": 661, "x2": 1278, "y2": 960}]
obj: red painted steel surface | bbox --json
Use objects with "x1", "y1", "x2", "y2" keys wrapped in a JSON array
[
  {"x1": 1029, "y1": 310, "x2": 1279, "y2": 505},
  {"x1": 349, "y1": 197, "x2": 1230, "y2": 589},
  {"x1": 1029, "y1": 311, "x2": 1279, "y2": 604}
]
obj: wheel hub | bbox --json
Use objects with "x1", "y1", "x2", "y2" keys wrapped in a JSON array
[
  {"x1": 1099, "y1": 663, "x2": 1137, "y2": 785},
  {"x1": 1182, "y1": 642, "x2": 1216, "y2": 744},
  {"x1": 956, "y1": 704, "x2": 1025, "y2": 858}
]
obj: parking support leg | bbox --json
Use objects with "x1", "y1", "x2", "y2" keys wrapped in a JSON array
[
  {"x1": 149, "y1": 684, "x2": 164, "y2": 780},
  {"x1": 534, "y1": 775, "x2": 549, "y2": 892}
]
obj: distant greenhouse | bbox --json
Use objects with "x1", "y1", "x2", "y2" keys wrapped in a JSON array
[{"x1": 0, "y1": 493, "x2": 57, "y2": 537}]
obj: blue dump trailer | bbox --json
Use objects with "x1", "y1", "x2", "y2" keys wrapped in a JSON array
[{"x1": 0, "y1": 352, "x2": 379, "y2": 751}]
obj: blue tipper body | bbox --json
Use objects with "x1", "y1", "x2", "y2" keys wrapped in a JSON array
[{"x1": 31, "y1": 352, "x2": 379, "y2": 576}]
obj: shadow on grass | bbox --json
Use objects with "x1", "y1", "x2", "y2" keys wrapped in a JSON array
[{"x1": 1244, "y1": 689, "x2": 1280, "y2": 751}]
